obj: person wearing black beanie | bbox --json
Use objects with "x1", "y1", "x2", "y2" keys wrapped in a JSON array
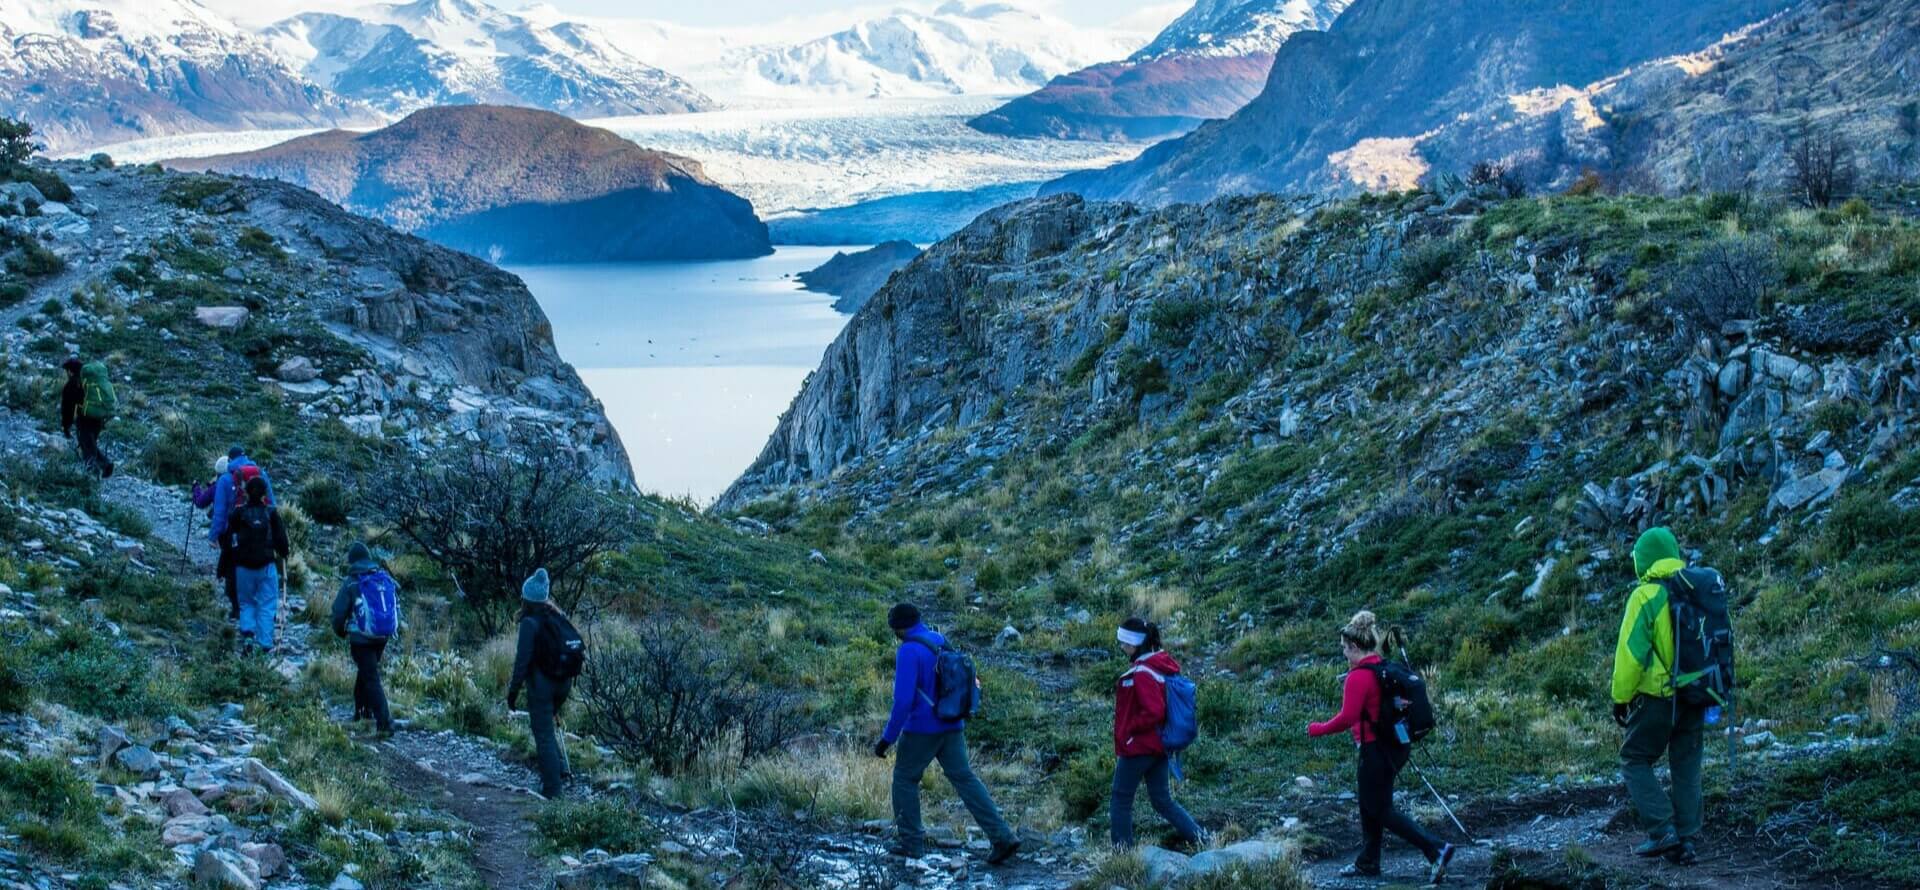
[{"x1": 872, "y1": 602, "x2": 1019, "y2": 866}]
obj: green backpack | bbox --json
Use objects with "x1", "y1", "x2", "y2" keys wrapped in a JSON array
[{"x1": 80, "y1": 362, "x2": 116, "y2": 420}]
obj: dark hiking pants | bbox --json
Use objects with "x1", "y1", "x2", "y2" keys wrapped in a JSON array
[
  {"x1": 1356, "y1": 742, "x2": 1441, "y2": 870},
  {"x1": 349, "y1": 639, "x2": 392, "y2": 732},
  {"x1": 1111, "y1": 753, "x2": 1202, "y2": 846},
  {"x1": 892, "y1": 730, "x2": 1014, "y2": 853},
  {"x1": 1620, "y1": 693, "x2": 1706, "y2": 841},
  {"x1": 528, "y1": 672, "x2": 572, "y2": 798},
  {"x1": 75, "y1": 416, "x2": 112, "y2": 477}
]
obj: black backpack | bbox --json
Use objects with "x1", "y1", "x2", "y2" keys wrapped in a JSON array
[
  {"x1": 1367, "y1": 660, "x2": 1438, "y2": 747},
  {"x1": 1660, "y1": 568, "x2": 1735, "y2": 708},
  {"x1": 535, "y1": 610, "x2": 586, "y2": 680},
  {"x1": 906, "y1": 635, "x2": 981, "y2": 722},
  {"x1": 229, "y1": 504, "x2": 277, "y2": 567}
]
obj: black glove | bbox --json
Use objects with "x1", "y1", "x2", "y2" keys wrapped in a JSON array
[
  {"x1": 1612, "y1": 702, "x2": 1631, "y2": 728},
  {"x1": 873, "y1": 739, "x2": 892, "y2": 758}
]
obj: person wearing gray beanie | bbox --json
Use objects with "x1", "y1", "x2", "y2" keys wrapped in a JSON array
[
  {"x1": 330, "y1": 541, "x2": 398, "y2": 734},
  {"x1": 508, "y1": 567, "x2": 579, "y2": 798}
]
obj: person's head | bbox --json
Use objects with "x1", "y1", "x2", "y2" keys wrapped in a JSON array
[
  {"x1": 1632, "y1": 526, "x2": 1682, "y2": 578},
  {"x1": 244, "y1": 476, "x2": 268, "y2": 505},
  {"x1": 346, "y1": 541, "x2": 374, "y2": 572},
  {"x1": 228, "y1": 445, "x2": 247, "y2": 461},
  {"x1": 521, "y1": 568, "x2": 551, "y2": 611},
  {"x1": 1117, "y1": 616, "x2": 1161, "y2": 659},
  {"x1": 213, "y1": 455, "x2": 230, "y2": 476},
  {"x1": 62, "y1": 357, "x2": 81, "y2": 376},
  {"x1": 887, "y1": 602, "x2": 921, "y2": 640},
  {"x1": 1339, "y1": 610, "x2": 1394, "y2": 665}
]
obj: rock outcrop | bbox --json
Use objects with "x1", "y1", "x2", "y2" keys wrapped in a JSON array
[
  {"x1": 169, "y1": 106, "x2": 772, "y2": 264},
  {"x1": 796, "y1": 240, "x2": 922, "y2": 313}
]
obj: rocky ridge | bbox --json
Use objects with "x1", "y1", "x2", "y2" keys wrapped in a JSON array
[
  {"x1": 1, "y1": 157, "x2": 632, "y2": 484},
  {"x1": 796, "y1": 240, "x2": 922, "y2": 314}
]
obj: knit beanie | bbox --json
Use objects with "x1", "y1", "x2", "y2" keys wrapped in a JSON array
[
  {"x1": 228, "y1": 445, "x2": 246, "y2": 460},
  {"x1": 346, "y1": 542, "x2": 372, "y2": 566},
  {"x1": 214, "y1": 456, "x2": 230, "y2": 475},
  {"x1": 522, "y1": 568, "x2": 551, "y2": 603},
  {"x1": 1632, "y1": 527, "x2": 1682, "y2": 578},
  {"x1": 887, "y1": 602, "x2": 920, "y2": 630}
]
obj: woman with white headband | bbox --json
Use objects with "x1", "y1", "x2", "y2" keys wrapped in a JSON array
[{"x1": 1110, "y1": 616, "x2": 1204, "y2": 849}]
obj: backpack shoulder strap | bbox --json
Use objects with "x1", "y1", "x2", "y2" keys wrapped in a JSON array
[
  {"x1": 905, "y1": 635, "x2": 943, "y2": 655},
  {"x1": 1123, "y1": 664, "x2": 1166, "y2": 684}
]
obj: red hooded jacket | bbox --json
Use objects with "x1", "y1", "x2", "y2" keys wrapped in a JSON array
[{"x1": 1115, "y1": 650, "x2": 1182, "y2": 757}]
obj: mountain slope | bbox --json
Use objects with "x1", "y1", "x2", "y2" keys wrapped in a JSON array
[
  {"x1": 796, "y1": 240, "x2": 922, "y2": 313},
  {"x1": 1048, "y1": 0, "x2": 1797, "y2": 202},
  {"x1": 261, "y1": 0, "x2": 712, "y2": 117},
  {"x1": 712, "y1": 1, "x2": 1141, "y2": 99},
  {"x1": 169, "y1": 106, "x2": 771, "y2": 263},
  {"x1": 968, "y1": 0, "x2": 1348, "y2": 142},
  {"x1": 0, "y1": 0, "x2": 377, "y2": 152}
]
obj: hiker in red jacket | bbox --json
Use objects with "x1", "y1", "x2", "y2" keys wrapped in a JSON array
[
  {"x1": 1308, "y1": 610, "x2": 1454, "y2": 882},
  {"x1": 1111, "y1": 617, "x2": 1203, "y2": 849}
]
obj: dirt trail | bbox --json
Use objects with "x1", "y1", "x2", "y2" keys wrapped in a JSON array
[{"x1": 378, "y1": 730, "x2": 551, "y2": 890}]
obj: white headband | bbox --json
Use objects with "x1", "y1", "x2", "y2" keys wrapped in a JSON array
[{"x1": 1116, "y1": 627, "x2": 1147, "y2": 646}]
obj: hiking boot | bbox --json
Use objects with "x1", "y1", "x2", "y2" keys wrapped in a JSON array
[
  {"x1": 1339, "y1": 863, "x2": 1382, "y2": 878},
  {"x1": 886, "y1": 843, "x2": 925, "y2": 860},
  {"x1": 1428, "y1": 843, "x2": 1456, "y2": 884},
  {"x1": 1665, "y1": 839, "x2": 1698, "y2": 866},
  {"x1": 986, "y1": 839, "x2": 1020, "y2": 866},
  {"x1": 1634, "y1": 834, "x2": 1682, "y2": 857}
]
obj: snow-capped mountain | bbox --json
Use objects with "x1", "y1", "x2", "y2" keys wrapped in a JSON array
[
  {"x1": 0, "y1": 0, "x2": 375, "y2": 152},
  {"x1": 711, "y1": 2, "x2": 1145, "y2": 99},
  {"x1": 969, "y1": 0, "x2": 1350, "y2": 141},
  {"x1": 1134, "y1": 0, "x2": 1348, "y2": 60},
  {"x1": 261, "y1": 0, "x2": 714, "y2": 117}
]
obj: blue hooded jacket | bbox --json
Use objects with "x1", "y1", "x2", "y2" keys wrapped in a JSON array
[
  {"x1": 208, "y1": 457, "x2": 275, "y2": 541},
  {"x1": 882, "y1": 623, "x2": 964, "y2": 742}
]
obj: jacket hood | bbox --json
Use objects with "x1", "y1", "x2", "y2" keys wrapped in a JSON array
[
  {"x1": 1135, "y1": 650, "x2": 1180, "y2": 675},
  {"x1": 1633, "y1": 527, "x2": 1683, "y2": 578},
  {"x1": 903, "y1": 623, "x2": 943, "y2": 645}
]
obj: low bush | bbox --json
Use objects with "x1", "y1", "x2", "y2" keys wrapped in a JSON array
[
  {"x1": 534, "y1": 798, "x2": 658, "y2": 855},
  {"x1": 299, "y1": 476, "x2": 350, "y2": 526},
  {"x1": 5, "y1": 239, "x2": 64, "y2": 278}
]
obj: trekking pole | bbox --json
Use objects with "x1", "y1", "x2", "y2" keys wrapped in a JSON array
[{"x1": 1410, "y1": 756, "x2": 1475, "y2": 843}]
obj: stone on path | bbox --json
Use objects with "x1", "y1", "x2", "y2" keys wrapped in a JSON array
[
  {"x1": 1133, "y1": 840, "x2": 1295, "y2": 885},
  {"x1": 555, "y1": 853, "x2": 653, "y2": 888}
]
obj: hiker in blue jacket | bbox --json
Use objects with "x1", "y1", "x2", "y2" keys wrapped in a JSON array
[
  {"x1": 873, "y1": 602, "x2": 1020, "y2": 864},
  {"x1": 207, "y1": 446, "x2": 274, "y2": 546}
]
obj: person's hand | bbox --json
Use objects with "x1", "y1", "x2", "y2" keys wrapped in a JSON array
[
  {"x1": 872, "y1": 739, "x2": 892, "y2": 758},
  {"x1": 1612, "y1": 703, "x2": 1631, "y2": 728}
]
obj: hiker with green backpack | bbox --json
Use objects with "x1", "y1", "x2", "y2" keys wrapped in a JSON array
[
  {"x1": 331, "y1": 542, "x2": 400, "y2": 735},
  {"x1": 1110, "y1": 616, "x2": 1205, "y2": 850},
  {"x1": 507, "y1": 569, "x2": 584, "y2": 799},
  {"x1": 74, "y1": 359, "x2": 116, "y2": 478},
  {"x1": 1308, "y1": 610, "x2": 1455, "y2": 883},
  {"x1": 1610, "y1": 527, "x2": 1734, "y2": 867},
  {"x1": 873, "y1": 602, "x2": 1020, "y2": 865}
]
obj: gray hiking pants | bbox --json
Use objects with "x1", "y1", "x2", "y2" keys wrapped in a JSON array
[
  {"x1": 1620, "y1": 693, "x2": 1706, "y2": 841},
  {"x1": 528, "y1": 672, "x2": 572, "y2": 798},
  {"x1": 892, "y1": 730, "x2": 1013, "y2": 852}
]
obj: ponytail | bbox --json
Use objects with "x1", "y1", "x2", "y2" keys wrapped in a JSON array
[{"x1": 1119, "y1": 616, "x2": 1162, "y2": 653}]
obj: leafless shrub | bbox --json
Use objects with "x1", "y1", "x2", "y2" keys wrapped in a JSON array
[
  {"x1": 1670, "y1": 237, "x2": 1781, "y2": 334},
  {"x1": 1788, "y1": 127, "x2": 1858, "y2": 208},
  {"x1": 576, "y1": 616, "x2": 806, "y2": 776},
  {"x1": 371, "y1": 437, "x2": 634, "y2": 637},
  {"x1": 1466, "y1": 160, "x2": 1527, "y2": 198}
]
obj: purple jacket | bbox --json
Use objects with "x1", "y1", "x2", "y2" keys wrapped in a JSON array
[{"x1": 882, "y1": 623, "x2": 964, "y2": 742}]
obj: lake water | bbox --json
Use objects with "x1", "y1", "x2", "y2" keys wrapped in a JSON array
[{"x1": 510, "y1": 247, "x2": 854, "y2": 503}]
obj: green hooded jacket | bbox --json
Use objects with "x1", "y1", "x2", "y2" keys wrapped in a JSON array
[
  {"x1": 79, "y1": 361, "x2": 116, "y2": 420},
  {"x1": 1611, "y1": 527, "x2": 1684, "y2": 703}
]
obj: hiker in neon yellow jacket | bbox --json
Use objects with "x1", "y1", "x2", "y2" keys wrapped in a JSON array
[{"x1": 1609, "y1": 527, "x2": 1704, "y2": 866}]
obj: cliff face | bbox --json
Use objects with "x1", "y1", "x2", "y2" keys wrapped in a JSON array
[
  {"x1": 1047, "y1": 0, "x2": 1802, "y2": 203},
  {"x1": 1, "y1": 160, "x2": 632, "y2": 484},
  {"x1": 169, "y1": 106, "x2": 772, "y2": 263}
]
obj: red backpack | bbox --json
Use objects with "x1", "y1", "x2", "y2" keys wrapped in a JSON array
[{"x1": 229, "y1": 463, "x2": 271, "y2": 504}]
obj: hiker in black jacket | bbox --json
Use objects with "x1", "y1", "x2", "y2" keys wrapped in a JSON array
[
  {"x1": 222, "y1": 477, "x2": 288, "y2": 654},
  {"x1": 507, "y1": 568, "x2": 576, "y2": 798},
  {"x1": 57, "y1": 357, "x2": 82, "y2": 439},
  {"x1": 331, "y1": 542, "x2": 398, "y2": 734}
]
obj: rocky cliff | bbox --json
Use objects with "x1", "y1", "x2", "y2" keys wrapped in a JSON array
[
  {"x1": 1, "y1": 158, "x2": 631, "y2": 484},
  {"x1": 796, "y1": 240, "x2": 922, "y2": 313},
  {"x1": 169, "y1": 106, "x2": 772, "y2": 263},
  {"x1": 1048, "y1": 0, "x2": 1805, "y2": 202}
]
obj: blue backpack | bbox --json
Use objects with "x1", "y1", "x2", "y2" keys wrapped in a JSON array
[
  {"x1": 351, "y1": 571, "x2": 400, "y2": 638},
  {"x1": 1160, "y1": 674, "x2": 1199, "y2": 752},
  {"x1": 908, "y1": 635, "x2": 980, "y2": 722}
]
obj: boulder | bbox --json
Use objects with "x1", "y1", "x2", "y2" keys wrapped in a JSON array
[
  {"x1": 191, "y1": 849, "x2": 259, "y2": 889},
  {"x1": 238, "y1": 842, "x2": 286, "y2": 879},
  {"x1": 164, "y1": 787, "x2": 211, "y2": 817},
  {"x1": 328, "y1": 874, "x2": 365, "y2": 890},
  {"x1": 243, "y1": 758, "x2": 318, "y2": 811},
  {"x1": 276, "y1": 356, "x2": 319, "y2": 384},
  {"x1": 1189, "y1": 840, "x2": 1293, "y2": 875},
  {"x1": 1719, "y1": 386, "x2": 1784, "y2": 450},
  {"x1": 195, "y1": 306, "x2": 250, "y2": 331},
  {"x1": 553, "y1": 854, "x2": 653, "y2": 889},
  {"x1": 115, "y1": 744, "x2": 162, "y2": 777},
  {"x1": 1772, "y1": 467, "x2": 1847, "y2": 512},
  {"x1": 98, "y1": 725, "x2": 131, "y2": 767},
  {"x1": 1136, "y1": 846, "x2": 1192, "y2": 884},
  {"x1": 162, "y1": 815, "x2": 212, "y2": 846}
]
